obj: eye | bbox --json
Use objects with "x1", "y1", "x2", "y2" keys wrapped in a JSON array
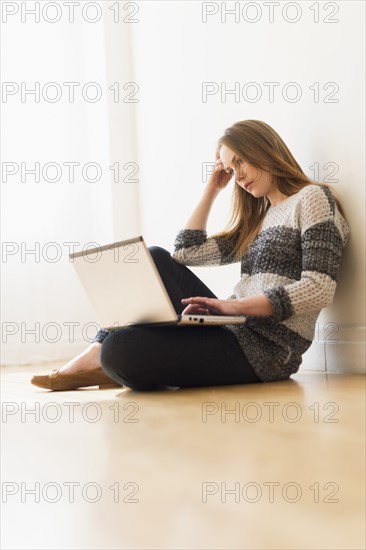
[{"x1": 237, "y1": 159, "x2": 243, "y2": 166}]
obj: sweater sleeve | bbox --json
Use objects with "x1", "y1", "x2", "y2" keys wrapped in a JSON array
[
  {"x1": 170, "y1": 229, "x2": 240, "y2": 267},
  {"x1": 263, "y1": 185, "x2": 350, "y2": 321}
]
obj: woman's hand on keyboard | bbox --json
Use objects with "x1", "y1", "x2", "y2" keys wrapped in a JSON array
[{"x1": 181, "y1": 297, "x2": 243, "y2": 316}]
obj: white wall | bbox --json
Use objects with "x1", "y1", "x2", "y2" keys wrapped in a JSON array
[{"x1": 1, "y1": 1, "x2": 365, "y2": 373}]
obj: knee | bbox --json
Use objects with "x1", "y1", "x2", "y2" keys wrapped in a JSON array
[{"x1": 148, "y1": 245, "x2": 172, "y2": 266}]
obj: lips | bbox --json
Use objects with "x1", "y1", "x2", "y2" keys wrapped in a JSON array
[{"x1": 239, "y1": 180, "x2": 253, "y2": 190}]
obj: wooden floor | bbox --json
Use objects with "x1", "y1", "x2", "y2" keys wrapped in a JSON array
[{"x1": 1, "y1": 363, "x2": 365, "y2": 550}]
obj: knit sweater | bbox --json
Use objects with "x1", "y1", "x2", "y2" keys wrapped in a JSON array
[{"x1": 171, "y1": 184, "x2": 350, "y2": 382}]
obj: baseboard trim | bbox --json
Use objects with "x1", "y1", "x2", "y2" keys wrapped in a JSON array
[{"x1": 300, "y1": 325, "x2": 365, "y2": 374}]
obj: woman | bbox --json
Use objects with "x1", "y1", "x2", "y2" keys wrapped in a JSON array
[{"x1": 31, "y1": 120, "x2": 350, "y2": 391}]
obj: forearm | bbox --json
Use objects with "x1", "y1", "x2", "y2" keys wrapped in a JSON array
[
  {"x1": 239, "y1": 295, "x2": 274, "y2": 316},
  {"x1": 185, "y1": 185, "x2": 219, "y2": 230}
]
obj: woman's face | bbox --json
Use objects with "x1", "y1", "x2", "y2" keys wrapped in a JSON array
[{"x1": 219, "y1": 144, "x2": 274, "y2": 199}]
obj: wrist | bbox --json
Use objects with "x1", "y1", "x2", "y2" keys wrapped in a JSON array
[
  {"x1": 204, "y1": 184, "x2": 220, "y2": 199},
  {"x1": 239, "y1": 295, "x2": 274, "y2": 317}
]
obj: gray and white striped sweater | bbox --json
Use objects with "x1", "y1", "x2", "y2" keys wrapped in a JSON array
[{"x1": 171, "y1": 184, "x2": 350, "y2": 382}]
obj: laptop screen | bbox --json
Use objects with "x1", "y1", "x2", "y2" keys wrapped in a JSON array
[{"x1": 69, "y1": 236, "x2": 178, "y2": 329}]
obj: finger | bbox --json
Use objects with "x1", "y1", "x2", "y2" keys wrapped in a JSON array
[
  {"x1": 208, "y1": 307, "x2": 221, "y2": 314},
  {"x1": 214, "y1": 159, "x2": 224, "y2": 168},
  {"x1": 182, "y1": 297, "x2": 208, "y2": 304},
  {"x1": 182, "y1": 305, "x2": 209, "y2": 315},
  {"x1": 183, "y1": 303, "x2": 201, "y2": 311},
  {"x1": 205, "y1": 302, "x2": 222, "y2": 313}
]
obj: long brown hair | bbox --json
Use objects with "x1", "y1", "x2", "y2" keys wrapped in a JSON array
[{"x1": 211, "y1": 119, "x2": 347, "y2": 260}]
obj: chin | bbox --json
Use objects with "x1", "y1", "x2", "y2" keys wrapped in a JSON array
[{"x1": 248, "y1": 188, "x2": 260, "y2": 197}]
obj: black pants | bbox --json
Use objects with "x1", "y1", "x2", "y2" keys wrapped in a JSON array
[{"x1": 96, "y1": 246, "x2": 261, "y2": 391}]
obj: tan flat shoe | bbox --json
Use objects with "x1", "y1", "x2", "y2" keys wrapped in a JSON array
[{"x1": 31, "y1": 366, "x2": 123, "y2": 391}]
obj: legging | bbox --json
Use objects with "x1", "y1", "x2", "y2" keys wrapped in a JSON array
[{"x1": 95, "y1": 246, "x2": 262, "y2": 390}]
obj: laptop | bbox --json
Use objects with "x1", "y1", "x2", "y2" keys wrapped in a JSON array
[{"x1": 69, "y1": 236, "x2": 246, "y2": 330}]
